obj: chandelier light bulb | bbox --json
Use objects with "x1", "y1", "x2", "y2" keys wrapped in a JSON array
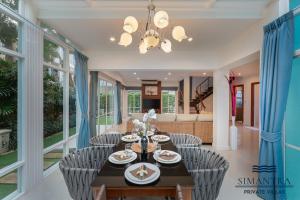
[
  {"x1": 123, "y1": 16, "x2": 138, "y2": 33},
  {"x1": 161, "y1": 39, "x2": 172, "y2": 53},
  {"x1": 118, "y1": 32, "x2": 133, "y2": 47},
  {"x1": 144, "y1": 29, "x2": 160, "y2": 48},
  {"x1": 139, "y1": 41, "x2": 147, "y2": 54},
  {"x1": 154, "y1": 10, "x2": 169, "y2": 29},
  {"x1": 172, "y1": 26, "x2": 188, "y2": 42}
]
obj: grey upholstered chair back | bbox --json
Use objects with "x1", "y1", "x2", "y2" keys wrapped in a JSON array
[
  {"x1": 59, "y1": 146, "x2": 114, "y2": 200},
  {"x1": 169, "y1": 133, "x2": 202, "y2": 147},
  {"x1": 89, "y1": 132, "x2": 122, "y2": 146},
  {"x1": 177, "y1": 147, "x2": 229, "y2": 200}
]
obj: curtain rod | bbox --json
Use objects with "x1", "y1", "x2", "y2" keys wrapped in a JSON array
[{"x1": 293, "y1": 5, "x2": 300, "y2": 15}]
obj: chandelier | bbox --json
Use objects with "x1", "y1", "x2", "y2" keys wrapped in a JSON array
[{"x1": 118, "y1": 0, "x2": 191, "y2": 54}]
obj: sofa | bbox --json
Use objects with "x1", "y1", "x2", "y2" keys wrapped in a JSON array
[{"x1": 127, "y1": 113, "x2": 213, "y2": 144}]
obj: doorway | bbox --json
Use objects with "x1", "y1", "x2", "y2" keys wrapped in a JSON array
[
  {"x1": 234, "y1": 85, "x2": 244, "y2": 123},
  {"x1": 251, "y1": 82, "x2": 260, "y2": 128}
]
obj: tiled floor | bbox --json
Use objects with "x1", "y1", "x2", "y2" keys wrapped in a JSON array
[{"x1": 19, "y1": 125, "x2": 261, "y2": 200}]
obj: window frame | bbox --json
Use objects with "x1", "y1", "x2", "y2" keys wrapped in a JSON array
[
  {"x1": 162, "y1": 90, "x2": 176, "y2": 113},
  {"x1": 42, "y1": 34, "x2": 78, "y2": 174},
  {"x1": 0, "y1": 2, "x2": 25, "y2": 199},
  {"x1": 97, "y1": 78, "x2": 115, "y2": 134},
  {"x1": 127, "y1": 90, "x2": 141, "y2": 114}
]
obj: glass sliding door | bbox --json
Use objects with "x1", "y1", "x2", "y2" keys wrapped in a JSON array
[
  {"x1": 162, "y1": 90, "x2": 176, "y2": 113},
  {"x1": 97, "y1": 79, "x2": 115, "y2": 134},
  {"x1": 127, "y1": 90, "x2": 141, "y2": 114}
]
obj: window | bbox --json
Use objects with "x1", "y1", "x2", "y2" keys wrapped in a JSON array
[
  {"x1": 0, "y1": 7, "x2": 22, "y2": 199},
  {"x1": 128, "y1": 90, "x2": 141, "y2": 114},
  {"x1": 97, "y1": 79, "x2": 115, "y2": 134},
  {"x1": 43, "y1": 38, "x2": 77, "y2": 171},
  {"x1": 0, "y1": 0, "x2": 19, "y2": 11},
  {"x1": 162, "y1": 90, "x2": 176, "y2": 113}
]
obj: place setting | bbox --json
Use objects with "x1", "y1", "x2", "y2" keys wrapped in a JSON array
[
  {"x1": 108, "y1": 144, "x2": 137, "y2": 165},
  {"x1": 124, "y1": 162, "x2": 161, "y2": 185},
  {"x1": 121, "y1": 134, "x2": 140, "y2": 143},
  {"x1": 151, "y1": 134, "x2": 170, "y2": 143},
  {"x1": 153, "y1": 148, "x2": 182, "y2": 165}
]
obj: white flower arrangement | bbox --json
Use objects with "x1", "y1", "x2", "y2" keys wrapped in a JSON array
[{"x1": 133, "y1": 109, "x2": 157, "y2": 137}]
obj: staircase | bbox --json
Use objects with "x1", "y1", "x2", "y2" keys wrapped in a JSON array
[{"x1": 190, "y1": 77, "x2": 213, "y2": 114}]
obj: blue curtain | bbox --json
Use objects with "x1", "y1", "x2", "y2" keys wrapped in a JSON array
[
  {"x1": 75, "y1": 50, "x2": 90, "y2": 149},
  {"x1": 89, "y1": 71, "x2": 98, "y2": 137},
  {"x1": 258, "y1": 12, "x2": 294, "y2": 200},
  {"x1": 115, "y1": 81, "x2": 122, "y2": 124}
]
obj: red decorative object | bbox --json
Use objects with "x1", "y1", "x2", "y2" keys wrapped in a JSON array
[{"x1": 225, "y1": 72, "x2": 236, "y2": 117}]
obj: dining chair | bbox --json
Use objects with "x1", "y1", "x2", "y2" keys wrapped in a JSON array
[
  {"x1": 89, "y1": 132, "x2": 122, "y2": 146},
  {"x1": 169, "y1": 133, "x2": 202, "y2": 147},
  {"x1": 177, "y1": 147, "x2": 229, "y2": 200},
  {"x1": 59, "y1": 146, "x2": 114, "y2": 200}
]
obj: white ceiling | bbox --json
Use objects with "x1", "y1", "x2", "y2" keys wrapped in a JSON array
[
  {"x1": 42, "y1": 18, "x2": 258, "y2": 52},
  {"x1": 110, "y1": 69, "x2": 213, "y2": 83},
  {"x1": 33, "y1": 0, "x2": 271, "y2": 70},
  {"x1": 36, "y1": 0, "x2": 270, "y2": 52}
]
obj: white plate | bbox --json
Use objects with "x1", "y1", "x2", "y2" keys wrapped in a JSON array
[
  {"x1": 121, "y1": 135, "x2": 139, "y2": 142},
  {"x1": 109, "y1": 151, "x2": 137, "y2": 164},
  {"x1": 151, "y1": 135, "x2": 170, "y2": 142},
  {"x1": 147, "y1": 131, "x2": 155, "y2": 137},
  {"x1": 124, "y1": 162, "x2": 160, "y2": 185},
  {"x1": 153, "y1": 150, "x2": 182, "y2": 164}
]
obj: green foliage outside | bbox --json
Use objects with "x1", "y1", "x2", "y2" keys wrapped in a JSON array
[
  {"x1": 128, "y1": 91, "x2": 141, "y2": 113},
  {"x1": 0, "y1": 0, "x2": 18, "y2": 10},
  {"x1": 0, "y1": 0, "x2": 19, "y2": 151},
  {"x1": 162, "y1": 91, "x2": 176, "y2": 113}
]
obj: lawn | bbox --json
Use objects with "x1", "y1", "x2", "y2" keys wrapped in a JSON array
[
  {"x1": 44, "y1": 127, "x2": 76, "y2": 148},
  {"x1": 97, "y1": 115, "x2": 113, "y2": 125},
  {"x1": 0, "y1": 183, "x2": 17, "y2": 199},
  {"x1": 0, "y1": 127, "x2": 76, "y2": 172}
]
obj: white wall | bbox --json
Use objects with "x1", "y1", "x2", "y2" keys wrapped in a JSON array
[
  {"x1": 184, "y1": 77, "x2": 190, "y2": 114},
  {"x1": 213, "y1": 68, "x2": 229, "y2": 150}
]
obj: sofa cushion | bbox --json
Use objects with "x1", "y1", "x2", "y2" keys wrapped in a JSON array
[
  {"x1": 130, "y1": 113, "x2": 144, "y2": 121},
  {"x1": 157, "y1": 114, "x2": 176, "y2": 122},
  {"x1": 176, "y1": 114, "x2": 198, "y2": 121},
  {"x1": 197, "y1": 113, "x2": 213, "y2": 121}
]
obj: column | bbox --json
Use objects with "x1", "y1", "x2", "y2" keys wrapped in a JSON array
[{"x1": 213, "y1": 68, "x2": 230, "y2": 150}]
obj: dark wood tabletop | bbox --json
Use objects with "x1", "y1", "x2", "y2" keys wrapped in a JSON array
[{"x1": 91, "y1": 132, "x2": 194, "y2": 190}]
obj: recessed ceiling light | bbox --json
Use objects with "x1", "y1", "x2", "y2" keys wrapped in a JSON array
[
  {"x1": 202, "y1": 72, "x2": 207, "y2": 76},
  {"x1": 164, "y1": 77, "x2": 168, "y2": 80},
  {"x1": 168, "y1": 72, "x2": 172, "y2": 76},
  {"x1": 133, "y1": 72, "x2": 137, "y2": 75},
  {"x1": 188, "y1": 37, "x2": 193, "y2": 42},
  {"x1": 110, "y1": 37, "x2": 116, "y2": 42}
]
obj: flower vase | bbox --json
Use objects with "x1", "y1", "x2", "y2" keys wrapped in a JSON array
[
  {"x1": 230, "y1": 116, "x2": 238, "y2": 150},
  {"x1": 141, "y1": 131, "x2": 148, "y2": 161}
]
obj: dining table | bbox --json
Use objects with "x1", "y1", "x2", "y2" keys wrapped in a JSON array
[{"x1": 91, "y1": 132, "x2": 194, "y2": 200}]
